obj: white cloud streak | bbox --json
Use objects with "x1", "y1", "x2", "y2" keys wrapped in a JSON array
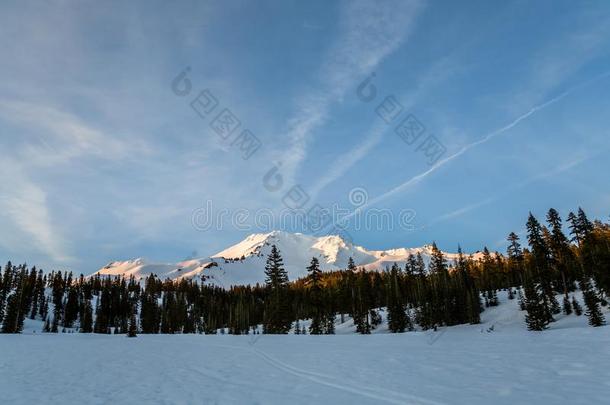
[
  {"x1": 309, "y1": 52, "x2": 465, "y2": 199},
  {"x1": 280, "y1": 0, "x2": 424, "y2": 186},
  {"x1": 309, "y1": 120, "x2": 386, "y2": 199},
  {"x1": 0, "y1": 99, "x2": 139, "y2": 263},
  {"x1": 313, "y1": 9, "x2": 610, "y2": 203},
  {"x1": 0, "y1": 160, "x2": 72, "y2": 263},
  {"x1": 427, "y1": 155, "x2": 591, "y2": 227},
  {"x1": 345, "y1": 70, "x2": 610, "y2": 220}
]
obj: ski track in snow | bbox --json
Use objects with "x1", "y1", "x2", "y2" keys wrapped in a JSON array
[
  {"x1": 208, "y1": 337, "x2": 444, "y2": 405},
  {"x1": 250, "y1": 347, "x2": 446, "y2": 405}
]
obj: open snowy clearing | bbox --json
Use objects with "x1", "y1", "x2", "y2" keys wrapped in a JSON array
[
  {"x1": 2, "y1": 295, "x2": 609, "y2": 405},
  {"x1": 2, "y1": 325, "x2": 609, "y2": 404}
]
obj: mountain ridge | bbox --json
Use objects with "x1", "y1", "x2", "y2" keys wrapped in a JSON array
[{"x1": 95, "y1": 231, "x2": 485, "y2": 286}]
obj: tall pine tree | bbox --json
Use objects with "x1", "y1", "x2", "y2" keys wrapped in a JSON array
[{"x1": 263, "y1": 245, "x2": 291, "y2": 334}]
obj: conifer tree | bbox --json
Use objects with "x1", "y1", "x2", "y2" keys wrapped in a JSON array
[
  {"x1": 414, "y1": 253, "x2": 426, "y2": 276},
  {"x1": 577, "y1": 208, "x2": 594, "y2": 239},
  {"x1": 354, "y1": 273, "x2": 371, "y2": 334},
  {"x1": 294, "y1": 319, "x2": 300, "y2": 334},
  {"x1": 263, "y1": 245, "x2": 291, "y2": 333},
  {"x1": 334, "y1": 257, "x2": 357, "y2": 324},
  {"x1": 43, "y1": 316, "x2": 51, "y2": 332},
  {"x1": 428, "y1": 242, "x2": 450, "y2": 327},
  {"x1": 347, "y1": 257, "x2": 356, "y2": 273},
  {"x1": 1, "y1": 271, "x2": 26, "y2": 333},
  {"x1": 581, "y1": 280, "x2": 605, "y2": 327},
  {"x1": 526, "y1": 213, "x2": 559, "y2": 317},
  {"x1": 307, "y1": 257, "x2": 322, "y2": 288},
  {"x1": 325, "y1": 312, "x2": 335, "y2": 334},
  {"x1": 39, "y1": 296, "x2": 48, "y2": 322},
  {"x1": 307, "y1": 257, "x2": 324, "y2": 335},
  {"x1": 127, "y1": 313, "x2": 138, "y2": 337},
  {"x1": 265, "y1": 245, "x2": 289, "y2": 288},
  {"x1": 323, "y1": 285, "x2": 337, "y2": 334},
  {"x1": 1, "y1": 294, "x2": 21, "y2": 333},
  {"x1": 456, "y1": 247, "x2": 481, "y2": 324},
  {"x1": 29, "y1": 270, "x2": 45, "y2": 320},
  {"x1": 386, "y1": 263, "x2": 407, "y2": 333},
  {"x1": 63, "y1": 286, "x2": 79, "y2": 328},
  {"x1": 567, "y1": 212, "x2": 582, "y2": 245},
  {"x1": 140, "y1": 275, "x2": 161, "y2": 334},
  {"x1": 517, "y1": 288, "x2": 526, "y2": 310},
  {"x1": 93, "y1": 295, "x2": 109, "y2": 334},
  {"x1": 507, "y1": 232, "x2": 523, "y2": 261},
  {"x1": 571, "y1": 296, "x2": 583, "y2": 316},
  {"x1": 51, "y1": 314, "x2": 59, "y2": 333},
  {"x1": 80, "y1": 300, "x2": 93, "y2": 333},
  {"x1": 429, "y1": 242, "x2": 448, "y2": 275},
  {"x1": 0, "y1": 263, "x2": 10, "y2": 324},
  {"x1": 562, "y1": 296, "x2": 572, "y2": 315},
  {"x1": 523, "y1": 274, "x2": 551, "y2": 331},
  {"x1": 507, "y1": 232, "x2": 524, "y2": 287},
  {"x1": 546, "y1": 208, "x2": 575, "y2": 301}
]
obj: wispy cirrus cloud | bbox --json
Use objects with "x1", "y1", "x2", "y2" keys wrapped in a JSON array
[
  {"x1": 513, "y1": 13, "x2": 610, "y2": 113},
  {"x1": 309, "y1": 51, "x2": 466, "y2": 200},
  {"x1": 345, "y1": 69, "x2": 610, "y2": 220},
  {"x1": 309, "y1": 119, "x2": 386, "y2": 200},
  {"x1": 0, "y1": 159, "x2": 72, "y2": 263},
  {"x1": 279, "y1": 0, "x2": 424, "y2": 186},
  {"x1": 317, "y1": 6, "x2": 610, "y2": 210},
  {"x1": 0, "y1": 100, "x2": 136, "y2": 164},
  {"x1": 427, "y1": 155, "x2": 592, "y2": 227},
  {"x1": 0, "y1": 99, "x2": 141, "y2": 264}
]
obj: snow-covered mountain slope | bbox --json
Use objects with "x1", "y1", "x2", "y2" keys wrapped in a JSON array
[
  {"x1": 96, "y1": 258, "x2": 218, "y2": 282},
  {"x1": 95, "y1": 231, "x2": 484, "y2": 286}
]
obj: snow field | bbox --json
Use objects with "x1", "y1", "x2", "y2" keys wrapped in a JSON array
[{"x1": 2, "y1": 291, "x2": 609, "y2": 404}]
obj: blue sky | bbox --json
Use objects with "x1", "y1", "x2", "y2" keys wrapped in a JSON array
[{"x1": 1, "y1": 0, "x2": 610, "y2": 274}]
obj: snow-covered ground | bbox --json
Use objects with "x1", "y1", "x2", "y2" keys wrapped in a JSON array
[{"x1": 2, "y1": 292, "x2": 609, "y2": 404}]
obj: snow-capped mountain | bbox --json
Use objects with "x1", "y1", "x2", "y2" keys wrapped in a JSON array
[{"x1": 95, "y1": 231, "x2": 483, "y2": 286}]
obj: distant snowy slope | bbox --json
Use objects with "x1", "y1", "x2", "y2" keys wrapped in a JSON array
[
  {"x1": 95, "y1": 231, "x2": 484, "y2": 286},
  {"x1": 96, "y1": 258, "x2": 217, "y2": 282}
]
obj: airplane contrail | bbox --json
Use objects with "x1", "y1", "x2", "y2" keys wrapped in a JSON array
[
  {"x1": 426, "y1": 154, "x2": 591, "y2": 227},
  {"x1": 343, "y1": 70, "x2": 610, "y2": 220}
]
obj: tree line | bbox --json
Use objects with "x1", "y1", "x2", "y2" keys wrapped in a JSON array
[{"x1": 0, "y1": 207, "x2": 608, "y2": 335}]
